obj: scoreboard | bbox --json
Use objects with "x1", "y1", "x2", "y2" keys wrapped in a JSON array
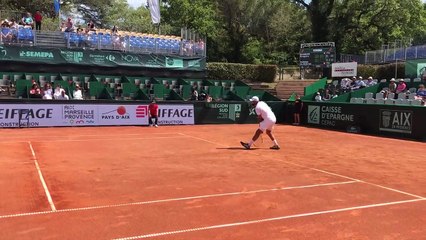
[{"x1": 300, "y1": 42, "x2": 336, "y2": 68}]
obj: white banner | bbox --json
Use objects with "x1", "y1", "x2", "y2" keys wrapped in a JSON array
[
  {"x1": 148, "y1": 0, "x2": 161, "y2": 24},
  {"x1": 157, "y1": 104, "x2": 194, "y2": 125},
  {"x1": 0, "y1": 103, "x2": 150, "y2": 128},
  {"x1": 0, "y1": 103, "x2": 195, "y2": 128},
  {"x1": 332, "y1": 62, "x2": 358, "y2": 77}
]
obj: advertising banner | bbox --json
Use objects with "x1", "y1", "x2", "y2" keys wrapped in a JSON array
[
  {"x1": 0, "y1": 45, "x2": 205, "y2": 71},
  {"x1": 0, "y1": 103, "x2": 150, "y2": 128},
  {"x1": 157, "y1": 104, "x2": 194, "y2": 125},
  {"x1": 303, "y1": 102, "x2": 426, "y2": 141},
  {"x1": 331, "y1": 62, "x2": 357, "y2": 77}
]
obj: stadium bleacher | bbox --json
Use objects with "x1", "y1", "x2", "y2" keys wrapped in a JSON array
[{"x1": 0, "y1": 72, "x2": 279, "y2": 102}]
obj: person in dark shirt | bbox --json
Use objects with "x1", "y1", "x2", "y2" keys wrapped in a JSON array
[
  {"x1": 148, "y1": 99, "x2": 159, "y2": 127},
  {"x1": 293, "y1": 94, "x2": 303, "y2": 125},
  {"x1": 34, "y1": 11, "x2": 42, "y2": 31}
]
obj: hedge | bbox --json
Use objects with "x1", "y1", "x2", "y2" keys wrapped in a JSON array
[
  {"x1": 207, "y1": 62, "x2": 277, "y2": 82},
  {"x1": 357, "y1": 63, "x2": 405, "y2": 80}
]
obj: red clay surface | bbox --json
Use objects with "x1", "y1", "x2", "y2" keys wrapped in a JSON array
[{"x1": 0, "y1": 124, "x2": 425, "y2": 240}]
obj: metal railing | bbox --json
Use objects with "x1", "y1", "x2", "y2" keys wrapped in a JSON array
[
  {"x1": 0, "y1": 27, "x2": 206, "y2": 57},
  {"x1": 364, "y1": 44, "x2": 426, "y2": 64}
]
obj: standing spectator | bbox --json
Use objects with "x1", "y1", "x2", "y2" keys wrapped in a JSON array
[
  {"x1": 293, "y1": 94, "x2": 303, "y2": 125},
  {"x1": 34, "y1": 11, "x2": 42, "y2": 31},
  {"x1": 64, "y1": 18, "x2": 74, "y2": 32},
  {"x1": 148, "y1": 99, "x2": 159, "y2": 127},
  {"x1": 111, "y1": 25, "x2": 118, "y2": 34}
]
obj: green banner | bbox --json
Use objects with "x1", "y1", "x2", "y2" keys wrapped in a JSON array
[
  {"x1": 405, "y1": 59, "x2": 426, "y2": 79},
  {"x1": 0, "y1": 45, "x2": 205, "y2": 71}
]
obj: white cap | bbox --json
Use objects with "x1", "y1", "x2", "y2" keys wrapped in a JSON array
[{"x1": 249, "y1": 96, "x2": 259, "y2": 102}]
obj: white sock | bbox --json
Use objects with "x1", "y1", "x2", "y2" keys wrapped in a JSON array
[
  {"x1": 273, "y1": 140, "x2": 278, "y2": 146},
  {"x1": 248, "y1": 140, "x2": 254, "y2": 146}
]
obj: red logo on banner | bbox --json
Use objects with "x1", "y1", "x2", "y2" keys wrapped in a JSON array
[{"x1": 136, "y1": 106, "x2": 148, "y2": 118}]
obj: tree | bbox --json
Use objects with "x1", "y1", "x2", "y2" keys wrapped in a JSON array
[{"x1": 292, "y1": 0, "x2": 335, "y2": 42}]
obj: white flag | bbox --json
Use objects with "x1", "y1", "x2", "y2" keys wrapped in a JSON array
[{"x1": 148, "y1": 0, "x2": 161, "y2": 24}]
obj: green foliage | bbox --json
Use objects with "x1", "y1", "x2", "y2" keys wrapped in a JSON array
[
  {"x1": 207, "y1": 63, "x2": 277, "y2": 82},
  {"x1": 357, "y1": 63, "x2": 405, "y2": 80}
]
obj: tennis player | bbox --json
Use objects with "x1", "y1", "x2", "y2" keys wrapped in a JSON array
[{"x1": 240, "y1": 96, "x2": 280, "y2": 150}]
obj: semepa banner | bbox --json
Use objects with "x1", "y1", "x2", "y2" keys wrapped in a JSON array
[{"x1": 0, "y1": 45, "x2": 205, "y2": 71}]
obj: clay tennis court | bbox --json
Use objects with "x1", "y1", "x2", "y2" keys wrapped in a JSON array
[{"x1": 0, "y1": 124, "x2": 425, "y2": 240}]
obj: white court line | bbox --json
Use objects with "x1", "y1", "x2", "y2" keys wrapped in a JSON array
[
  {"x1": 114, "y1": 198, "x2": 426, "y2": 239},
  {"x1": 28, "y1": 142, "x2": 56, "y2": 212},
  {"x1": 0, "y1": 181, "x2": 357, "y2": 219},
  {"x1": 0, "y1": 136, "x2": 187, "y2": 144},
  {"x1": 0, "y1": 132, "x2": 177, "y2": 140},
  {"x1": 180, "y1": 133, "x2": 426, "y2": 199}
]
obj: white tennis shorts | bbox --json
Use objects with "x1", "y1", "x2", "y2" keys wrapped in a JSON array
[{"x1": 259, "y1": 119, "x2": 276, "y2": 132}]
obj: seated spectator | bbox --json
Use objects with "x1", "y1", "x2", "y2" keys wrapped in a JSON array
[
  {"x1": 56, "y1": 90, "x2": 69, "y2": 100},
  {"x1": 190, "y1": 88, "x2": 198, "y2": 101},
  {"x1": 87, "y1": 20, "x2": 96, "y2": 32},
  {"x1": 388, "y1": 78, "x2": 397, "y2": 93},
  {"x1": 365, "y1": 76, "x2": 377, "y2": 87},
  {"x1": 323, "y1": 89, "x2": 332, "y2": 101},
  {"x1": 21, "y1": 12, "x2": 34, "y2": 29},
  {"x1": 340, "y1": 78, "x2": 351, "y2": 92},
  {"x1": 1, "y1": 21, "x2": 13, "y2": 42},
  {"x1": 206, "y1": 94, "x2": 212, "y2": 102},
  {"x1": 314, "y1": 92, "x2": 322, "y2": 102},
  {"x1": 63, "y1": 18, "x2": 74, "y2": 32},
  {"x1": 112, "y1": 33, "x2": 121, "y2": 50},
  {"x1": 395, "y1": 79, "x2": 407, "y2": 94},
  {"x1": 415, "y1": 84, "x2": 426, "y2": 100},
  {"x1": 111, "y1": 25, "x2": 118, "y2": 34},
  {"x1": 53, "y1": 85, "x2": 64, "y2": 99},
  {"x1": 73, "y1": 85, "x2": 83, "y2": 100},
  {"x1": 353, "y1": 76, "x2": 366, "y2": 89},
  {"x1": 42, "y1": 83, "x2": 53, "y2": 99},
  {"x1": 29, "y1": 83, "x2": 42, "y2": 98}
]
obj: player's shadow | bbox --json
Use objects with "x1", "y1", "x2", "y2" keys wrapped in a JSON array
[{"x1": 216, "y1": 147, "x2": 259, "y2": 151}]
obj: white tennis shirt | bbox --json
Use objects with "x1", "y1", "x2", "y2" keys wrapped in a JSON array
[{"x1": 255, "y1": 101, "x2": 276, "y2": 122}]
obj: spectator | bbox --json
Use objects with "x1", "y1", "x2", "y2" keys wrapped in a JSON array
[
  {"x1": 322, "y1": 89, "x2": 332, "y2": 101},
  {"x1": 1, "y1": 20, "x2": 13, "y2": 43},
  {"x1": 314, "y1": 92, "x2": 322, "y2": 102},
  {"x1": 53, "y1": 85, "x2": 64, "y2": 99},
  {"x1": 42, "y1": 83, "x2": 53, "y2": 99},
  {"x1": 64, "y1": 18, "x2": 74, "y2": 32},
  {"x1": 388, "y1": 78, "x2": 397, "y2": 93},
  {"x1": 366, "y1": 76, "x2": 377, "y2": 87},
  {"x1": 21, "y1": 12, "x2": 34, "y2": 29},
  {"x1": 395, "y1": 79, "x2": 407, "y2": 95},
  {"x1": 29, "y1": 83, "x2": 42, "y2": 98},
  {"x1": 148, "y1": 99, "x2": 159, "y2": 127},
  {"x1": 56, "y1": 90, "x2": 69, "y2": 100},
  {"x1": 206, "y1": 94, "x2": 212, "y2": 102},
  {"x1": 293, "y1": 94, "x2": 303, "y2": 125},
  {"x1": 112, "y1": 25, "x2": 118, "y2": 34},
  {"x1": 415, "y1": 84, "x2": 426, "y2": 101},
  {"x1": 87, "y1": 20, "x2": 96, "y2": 32},
  {"x1": 73, "y1": 85, "x2": 83, "y2": 100},
  {"x1": 34, "y1": 10, "x2": 42, "y2": 31},
  {"x1": 190, "y1": 88, "x2": 198, "y2": 101},
  {"x1": 340, "y1": 78, "x2": 351, "y2": 92},
  {"x1": 354, "y1": 76, "x2": 366, "y2": 89},
  {"x1": 112, "y1": 33, "x2": 122, "y2": 50}
]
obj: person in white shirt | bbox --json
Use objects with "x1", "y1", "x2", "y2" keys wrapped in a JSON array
[
  {"x1": 240, "y1": 96, "x2": 280, "y2": 150},
  {"x1": 73, "y1": 85, "x2": 83, "y2": 100},
  {"x1": 56, "y1": 90, "x2": 69, "y2": 100}
]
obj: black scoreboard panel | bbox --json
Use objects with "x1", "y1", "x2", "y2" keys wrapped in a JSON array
[{"x1": 300, "y1": 47, "x2": 336, "y2": 67}]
